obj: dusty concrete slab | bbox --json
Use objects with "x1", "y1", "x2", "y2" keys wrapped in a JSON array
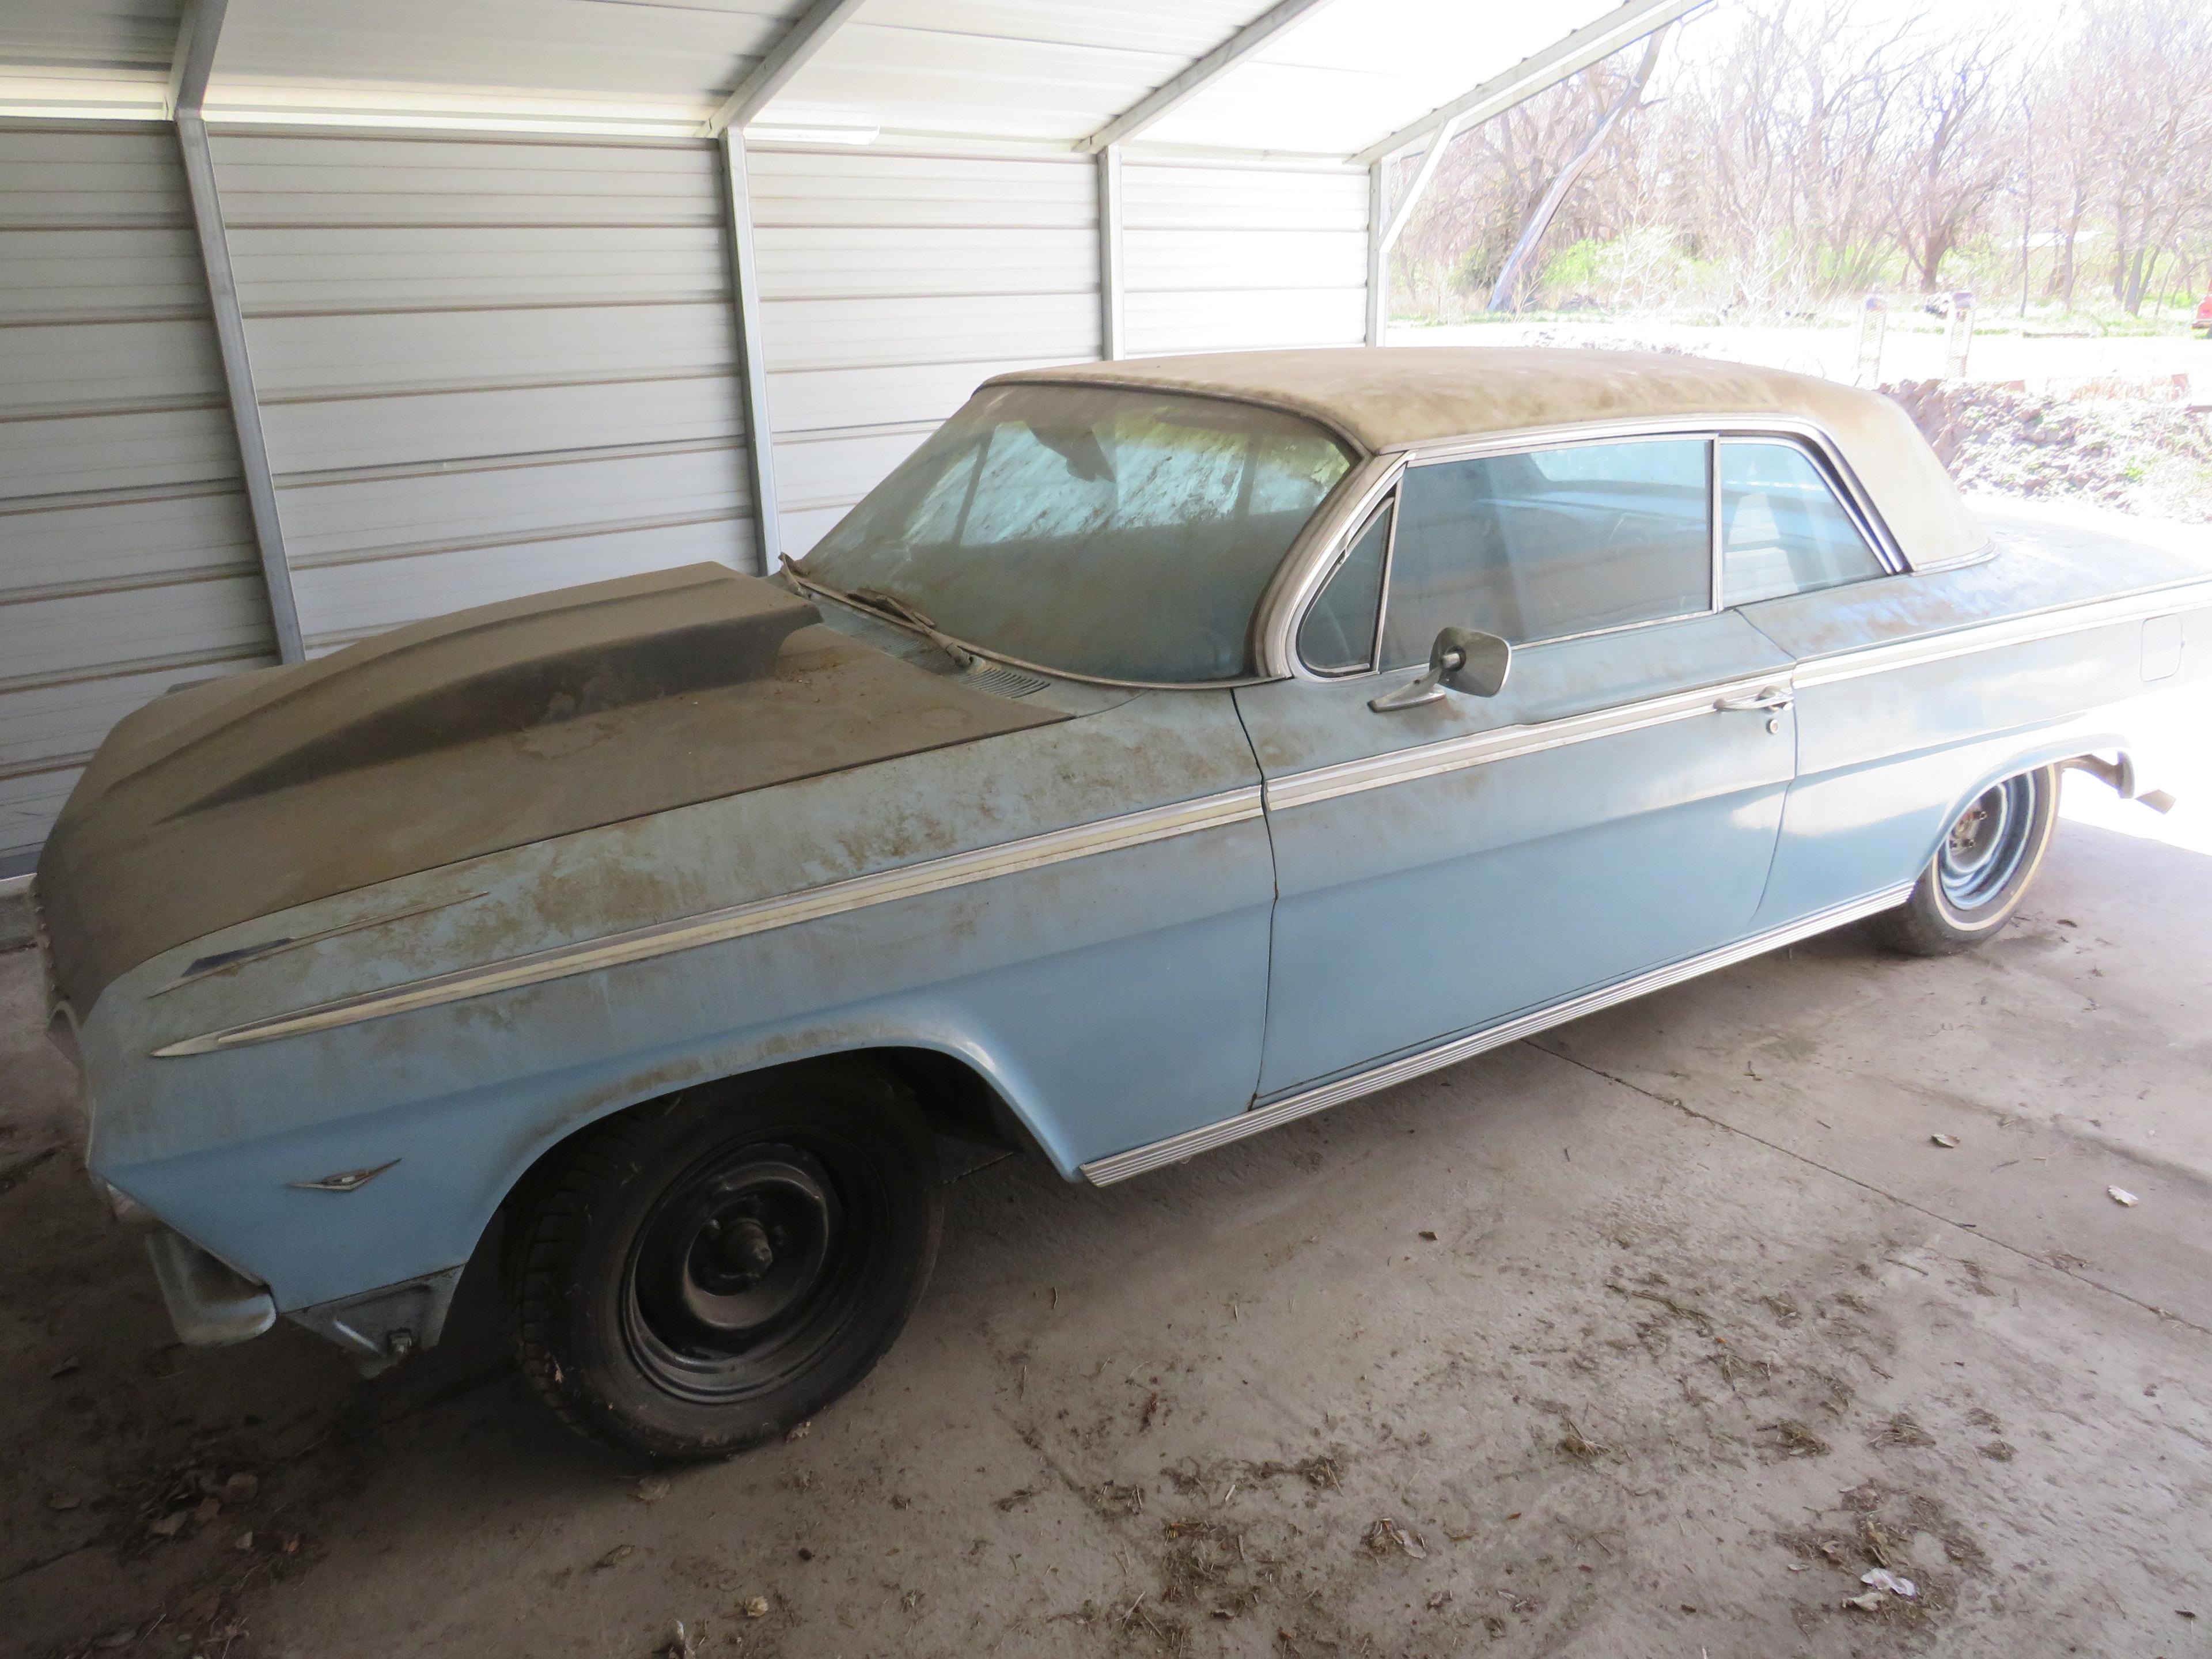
[{"x1": 3, "y1": 812, "x2": 2209, "y2": 1659}]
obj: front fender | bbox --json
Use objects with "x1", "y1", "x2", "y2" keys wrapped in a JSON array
[{"x1": 96, "y1": 993, "x2": 1083, "y2": 1321}]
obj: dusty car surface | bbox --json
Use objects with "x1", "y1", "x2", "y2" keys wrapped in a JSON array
[{"x1": 33, "y1": 347, "x2": 2210, "y2": 1461}]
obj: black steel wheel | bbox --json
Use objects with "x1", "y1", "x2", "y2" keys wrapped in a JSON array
[
  {"x1": 506, "y1": 1060, "x2": 941, "y2": 1462},
  {"x1": 1871, "y1": 765, "x2": 2058, "y2": 957}
]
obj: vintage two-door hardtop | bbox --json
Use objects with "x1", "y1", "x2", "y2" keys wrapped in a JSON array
[{"x1": 34, "y1": 348, "x2": 2209, "y2": 1460}]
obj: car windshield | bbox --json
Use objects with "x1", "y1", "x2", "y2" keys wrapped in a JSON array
[{"x1": 797, "y1": 382, "x2": 1356, "y2": 683}]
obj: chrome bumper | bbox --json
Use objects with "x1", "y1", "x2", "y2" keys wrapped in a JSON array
[{"x1": 145, "y1": 1226, "x2": 278, "y2": 1346}]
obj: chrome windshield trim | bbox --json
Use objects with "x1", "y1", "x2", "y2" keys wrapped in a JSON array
[
  {"x1": 1793, "y1": 579, "x2": 2212, "y2": 688},
  {"x1": 1265, "y1": 672, "x2": 1788, "y2": 813},
  {"x1": 152, "y1": 787, "x2": 1265, "y2": 1058},
  {"x1": 1080, "y1": 883, "x2": 1915, "y2": 1185}
]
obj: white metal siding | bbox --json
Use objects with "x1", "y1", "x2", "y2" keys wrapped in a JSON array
[
  {"x1": 1121, "y1": 158, "x2": 1366, "y2": 356},
  {"x1": 0, "y1": 121, "x2": 276, "y2": 874},
  {"x1": 748, "y1": 146, "x2": 1099, "y2": 556},
  {"x1": 210, "y1": 130, "x2": 753, "y2": 650}
]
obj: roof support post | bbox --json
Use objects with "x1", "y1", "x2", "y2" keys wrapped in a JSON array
[
  {"x1": 1364, "y1": 160, "x2": 1386, "y2": 346},
  {"x1": 1080, "y1": 0, "x2": 1340, "y2": 153},
  {"x1": 1351, "y1": 0, "x2": 1702, "y2": 166},
  {"x1": 1366, "y1": 114, "x2": 1467, "y2": 342},
  {"x1": 1097, "y1": 146, "x2": 1125, "y2": 361},
  {"x1": 718, "y1": 129, "x2": 781, "y2": 575},
  {"x1": 1377, "y1": 116, "x2": 1460, "y2": 256},
  {"x1": 170, "y1": 0, "x2": 304, "y2": 662},
  {"x1": 702, "y1": 0, "x2": 868, "y2": 136}
]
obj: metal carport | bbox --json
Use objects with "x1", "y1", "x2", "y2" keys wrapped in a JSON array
[{"x1": 0, "y1": 0, "x2": 1692, "y2": 876}]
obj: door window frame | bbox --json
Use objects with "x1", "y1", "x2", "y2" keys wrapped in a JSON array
[{"x1": 1274, "y1": 416, "x2": 1907, "y2": 681}]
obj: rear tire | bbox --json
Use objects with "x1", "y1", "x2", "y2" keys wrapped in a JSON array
[
  {"x1": 506, "y1": 1060, "x2": 942, "y2": 1463},
  {"x1": 1870, "y1": 765, "x2": 2058, "y2": 957}
]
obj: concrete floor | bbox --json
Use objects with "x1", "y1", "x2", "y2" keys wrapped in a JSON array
[{"x1": 3, "y1": 796, "x2": 2210, "y2": 1659}]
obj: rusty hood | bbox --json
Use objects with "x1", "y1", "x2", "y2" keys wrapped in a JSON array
[{"x1": 37, "y1": 563, "x2": 1064, "y2": 1013}]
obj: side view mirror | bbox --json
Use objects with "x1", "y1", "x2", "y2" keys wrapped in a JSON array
[{"x1": 1369, "y1": 626, "x2": 1513, "y2": 712}]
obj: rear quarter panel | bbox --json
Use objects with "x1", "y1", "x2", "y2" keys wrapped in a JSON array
[{"x1": 1745, "y1": 510, "x2": 2212, "y2": 923}]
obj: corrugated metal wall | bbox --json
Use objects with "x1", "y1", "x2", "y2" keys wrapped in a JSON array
[
  {"x1": 210, "y1": 130, "x2": 753, "y2": 650},
  {"x1": 748, "y1": 146, "x2": 1100, "y2": 557},
  {"x1": 0, "y1": 121, "x2": 277, "y2": 877},
  {"x1": 0, "y1": 127, "x2": 1379, "y2": 871},
  {"x1": 1121, "y1": 158, "x2": 1367, "y2": 356}
]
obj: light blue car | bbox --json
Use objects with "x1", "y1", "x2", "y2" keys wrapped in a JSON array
[{"x1": 34, "y1": 348, "x2": 2209, "y2": 1461}]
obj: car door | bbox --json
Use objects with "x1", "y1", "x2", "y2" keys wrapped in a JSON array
[{"x1": 1233, "y1": 432, "x2": 1800, "y2": 1099}]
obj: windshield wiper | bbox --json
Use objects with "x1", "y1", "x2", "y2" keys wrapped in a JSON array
[
  {"x1": 779, "y1": 558, "x2": 975, "y2": 669},
  {"x1": 777, "y1": 556, "x2": 1275, "y2": 694}
]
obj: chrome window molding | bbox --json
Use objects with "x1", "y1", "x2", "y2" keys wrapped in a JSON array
[
  {"x1": 1264, "y1": 671, "x2": 1791, "y2": 813},
  {"x1": 151, "y1": 787, "x2": 1265, "y2": 1058},
  {"x1": 1296, "y1": 496, "x2": 1398, "y2": 679},
  {"x1": 1263, "y1": 416, "x2": 1909, "y2": 684},
  {"x1": 1080, "y1": 882, "x2": 1915, "y2": 1186},
  {"x1": 1253, "y1": 451, "x2": 1407, "y2": 679},
  {"x1": 1715, "y1": 432, "x2": 1891, "y2": 603},
  {"x1": 1387, "y1": 415, "x2": 1908, "y2": 577}
]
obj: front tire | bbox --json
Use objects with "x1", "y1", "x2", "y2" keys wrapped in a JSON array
[
  {"x1": 1870, "y1": 765, "x2": 2058, "y2": 957},
  {"x1": 506, "y1": 1061, "x2": 942, "y2": 1463}
]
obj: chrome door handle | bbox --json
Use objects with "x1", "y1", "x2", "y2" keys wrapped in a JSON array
[{"x1": 1714, "y1": 688, "x2": 1793, "y2": 714}]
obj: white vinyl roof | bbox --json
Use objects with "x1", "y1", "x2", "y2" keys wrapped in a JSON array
[{"x1": 0, "y1": 0, "x2": 1686, "y2": 160}]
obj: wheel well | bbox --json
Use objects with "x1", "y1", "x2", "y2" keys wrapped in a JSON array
[
  {"x1": 497, "y1": 1047, "x2": 1033, "y2": 1228},
  {"x1": 870, "y1": 1046, "x2": 1035, "y2": 1150}
]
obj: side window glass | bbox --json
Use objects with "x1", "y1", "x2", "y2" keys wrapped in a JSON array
[
  {"x1": 1720, "y1": 440, "x2": 1884, "y2": 605},
  {"x1": 1297, "y1": 502, "x2": 1391, "y2": 673},
  {"x1": 1381, "y1": 438, "x2": 1711, "y2": 668}
]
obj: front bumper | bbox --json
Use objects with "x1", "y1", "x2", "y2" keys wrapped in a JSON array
[{"x1": 145, "y1": 1226, "x2": 278, "y2": 1346}]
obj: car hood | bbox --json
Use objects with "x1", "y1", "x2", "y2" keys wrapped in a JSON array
[{"x1": 37, "y1": 563, "x2": 1063, "y2": 1014}]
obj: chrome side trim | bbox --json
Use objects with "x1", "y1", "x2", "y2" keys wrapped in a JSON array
[
  {"x1": 153, "y1": 787, "x2": 1264, "y2": 1058},
  {"x1": 1080, "y1": 883, "x2": 1914, "y2": 1185},
  {"x1": 1267, "y1": 673, "x2": 1787, "y2": 812},
  {"x1": 1793, "y1": 579, "x2": 2212, "y2": 688}
]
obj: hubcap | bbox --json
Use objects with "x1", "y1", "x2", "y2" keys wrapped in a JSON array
[{"x1": 1937, "y1": 774, "x2": 2040, "y2": 912}]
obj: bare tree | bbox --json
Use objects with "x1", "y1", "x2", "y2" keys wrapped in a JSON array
[
  {"x1": 1384, "y1": 0, "x2": 2212, "y2": 325},
  {"x1": 2075, "y1": 0, "x2": 2212, "y2": 312},
  {"x1": 1488, "y1": 25, "x2": 1673, "y2": 310},
  {"x1": 1887, "y1": 31, "x2": 2012, "y2": 290}
]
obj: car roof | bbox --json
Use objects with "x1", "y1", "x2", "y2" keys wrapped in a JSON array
[{"x1": 987, "y1": 347, "x2": 1987, "y2": 569}]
